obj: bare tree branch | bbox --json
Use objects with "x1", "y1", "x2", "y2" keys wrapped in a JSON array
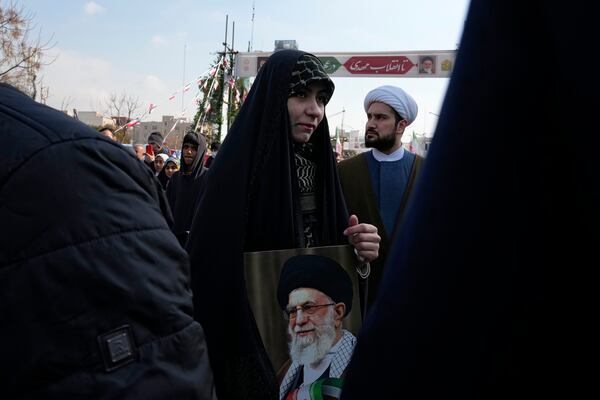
[
  {"x1": 1, "y1": 1, "x2": 55, "y2": 98},
  {"x1": 60, "y1": 95, "x2": 73, "y2": 111}
]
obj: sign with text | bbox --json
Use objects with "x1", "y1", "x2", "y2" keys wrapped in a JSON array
[{"x1": 235, "y1": 50, "x2": 456, "y2": 78}]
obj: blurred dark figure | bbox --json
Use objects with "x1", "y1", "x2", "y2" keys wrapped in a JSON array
[
  {"x1": 204, "y1": 141, "x2": 220, "y2": 168},
  {"x1": 341, "y1": 0, "x2": 594, "y2": 399},
  {"x1": 147, "y1": 131, "x2": 170, "y2": 156},
  {"x1": 0, "y1": 83, "x2": 216, "y2": 399},
  {"x1": 98, "y1": 125, "x2": 116, "y2": 141}
]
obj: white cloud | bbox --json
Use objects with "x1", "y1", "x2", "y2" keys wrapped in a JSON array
[
  {"x1": 41, "y1": 48, "x2": 179, "y2": 118},
  {"x1": 143, "y1": 75, "x2": 167, "y2": 92},
  {"x1": 151, "y1": 35, "x2": 167, "y2": 45},
  {"x1": 208, "y1": 11, "x2": 226, "y2": 23},
  {"x1": 42, "y1": 48, "x2": 117, "y2": 112},
  {"x1": 84, "y1": 2, "x2": 104, "y2": 15}
]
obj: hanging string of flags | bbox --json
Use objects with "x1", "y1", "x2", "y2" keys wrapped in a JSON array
[
  {"x1": 194, "y1": 56, "x2": 226, "y2": 133},
  {"x1": 114, "y1": 101, "x2": 157, "y2": 134},
  {"x1": 114, "y1": 56, "x2": 243, "y2": 139}
]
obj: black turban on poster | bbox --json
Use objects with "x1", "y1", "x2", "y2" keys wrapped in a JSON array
[{"x1": 277, "y1": 255, "x2": 353, "y2": 316}]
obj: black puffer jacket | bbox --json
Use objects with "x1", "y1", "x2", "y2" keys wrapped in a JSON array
[{"x1": 0, "y1": 84, "x2": 216, "y2": 399}]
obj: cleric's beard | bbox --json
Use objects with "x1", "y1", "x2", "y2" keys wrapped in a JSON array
[
  {"x1": 288, "y1": 308, "x2": 337, "y2": 366},
  {"x1": 365, "y1": 129, "x2": 396, "y2": 152}
]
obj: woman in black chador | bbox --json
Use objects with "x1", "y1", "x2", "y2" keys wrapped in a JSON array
[
  {"x1": 186, "y1": 50, "x2": 380, "y2": 400},
  {"x1": 166, "y1": 131, "x2": 207, "y2": 246}
]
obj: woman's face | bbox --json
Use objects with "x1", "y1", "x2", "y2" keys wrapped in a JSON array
[
  {"x1": 164, "y1": 161, "x2": 178, "y2": 178},
  {"x1": 287, "y1": 81, "x2": 329, "y2": 143},
  {"x1": 154, "y1": 156, "x2": 165, "y2": 172},
  {"x1": 182, "y1": 143, "x2": 198, "y2": 166}
]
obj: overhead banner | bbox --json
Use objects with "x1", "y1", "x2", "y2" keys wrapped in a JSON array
[{"x1": 235, "y1": 50, "x2": 456, "y2": 78}]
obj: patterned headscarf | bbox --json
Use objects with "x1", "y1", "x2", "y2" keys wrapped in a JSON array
[
  {"x1": 165, "y1": 156, "x2": 180, "y2": 169},
  {"x1": 288, "y1": 54, "x2": 334, "y2": 104}
]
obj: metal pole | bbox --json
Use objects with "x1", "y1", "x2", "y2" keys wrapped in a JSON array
[
  {"x1": 249, "y1": 2, "x2": 255, "y2": 52},
  {"x1": 227, "y1": 22, "x2": 236, "y2": 133},
  {"x1": 182, "y1": 43, "x2": 186, "y2": 116},
  {"x1": 341, "y1": 108, "x2": 345, "y2": 151},
  {"x1": 219, "y1": 16, "x2": 228, "y2": 142},
  {"x1": 231, "y1": 21, "x2": 235, "y2": 52}
]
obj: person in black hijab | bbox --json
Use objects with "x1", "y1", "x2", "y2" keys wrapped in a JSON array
[
  {"x1": 340, "y1": 0, "x2": 593, "y2": 399},
  {"x1": 185, "y1": 49, "x2": 380, "y2": 399},
  {"x1": 166, "y1": 131, "x2": 207, "y2": 247}
]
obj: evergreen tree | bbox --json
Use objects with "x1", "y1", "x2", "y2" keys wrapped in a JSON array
[
  {"x1": 192, "y1": 55, "x2": 223, "y2": 143},
  {"x1": 192, "y1": 52, "x2": 247, "y2": 145}
]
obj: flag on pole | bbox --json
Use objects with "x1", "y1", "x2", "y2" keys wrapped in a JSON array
[
  {"x1": 168, "y1": 92, "x2": 177, "y2": 101},
  {"x1": 168, "y1": 119, "x2": 179, "y2": 134},
  {"x1": 183, "y1": 83, "x2": 191, "y2": 92},
  {"x1": 407, "y1": 131, "x2": 416, "y2": 152},
  {"x1": 126, "y1": 119, "x2": 140, "y2": 128},
  {"x1": 335, "y1": 129, "x2": 343, "y2": 156},
  {"x1": 148, "y1": 103, "x2": 158, "y2": 114}
]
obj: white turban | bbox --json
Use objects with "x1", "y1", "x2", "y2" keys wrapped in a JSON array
[{"x1": 364, "y1": 85, "x2": 418, "y2": 126}]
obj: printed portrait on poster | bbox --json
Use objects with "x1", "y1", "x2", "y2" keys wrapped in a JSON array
[
  {"x1": 244, "y1": 245, "x2": 364, "y2": 370},
  {"x1": 418, "y1": 55, "x2": 437, "y2": 74}
]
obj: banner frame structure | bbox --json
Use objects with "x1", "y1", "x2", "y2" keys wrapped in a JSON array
[{"x1": 235, "y1": 50, "x2": 457, "y2": 78}]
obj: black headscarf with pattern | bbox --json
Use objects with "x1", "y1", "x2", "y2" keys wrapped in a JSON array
[{"x1": 185, "y1": 49, "x2": 348, "y2": 400}]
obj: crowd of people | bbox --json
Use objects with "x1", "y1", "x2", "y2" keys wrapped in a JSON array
[{"x1": 1, "y1": 0, "x2": 584, "y2": 397}]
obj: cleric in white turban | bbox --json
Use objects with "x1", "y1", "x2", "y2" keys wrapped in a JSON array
[
  {"x1": 337, "y1": 84, "x2": 424, "y2": 310},
  {"x1": 363, "y1": 85, "x2": 418, "y2": 125}
]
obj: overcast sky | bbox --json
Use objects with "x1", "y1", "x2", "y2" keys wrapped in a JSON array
[{"x1": 23, "y1": 0, "x2": 470, "y2": 138}]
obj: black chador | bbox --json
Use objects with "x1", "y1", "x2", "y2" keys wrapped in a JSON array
[
  {"x1": 166, "y1": 131, "x2": 207, "y2": 247},
  {"x1": 185, "y1": 50, "x2": 348, "y2": 400}
]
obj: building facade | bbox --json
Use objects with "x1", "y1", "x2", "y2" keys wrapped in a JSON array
[{"x1": 130, "y1": 115, "x2": 192, "y2": 149}]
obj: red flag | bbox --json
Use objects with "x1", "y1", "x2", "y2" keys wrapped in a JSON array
[
  {"x1": 126, "y1": 119, "x2": 140, "y2": 128},
  {"x1": 336, "y1": 134, "x2": 342, "y2": 156},
  {"x1": 168, "y1": 119, "x2": 179, "y2": 133}
]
